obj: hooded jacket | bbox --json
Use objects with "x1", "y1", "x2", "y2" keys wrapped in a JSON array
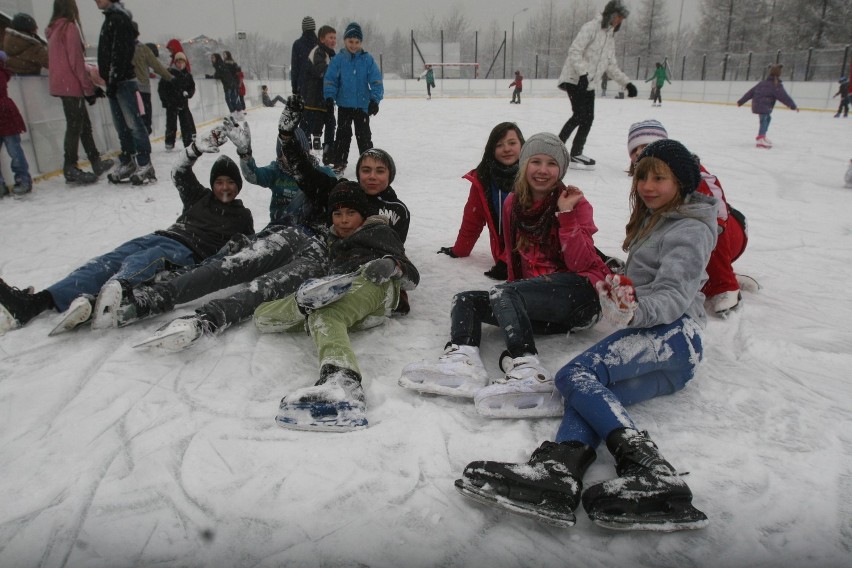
[
  {"x1": 97, "y1": 2, "x2": 137, "y2": 92},
  {"x1": 557, "y1": 14, "x2": 630, "y2": 91},
  {"x1": 323, "y1": 48, "x2": 383, "y2": 113},
  {"x1": 46, "y1": 17, "x2": 95, "y2": 98},
  {"x1": 2, "y1": 27, "x2": 48, "y2": 75}
]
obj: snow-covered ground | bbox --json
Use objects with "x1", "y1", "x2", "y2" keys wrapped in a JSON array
[{"x1": 1, "y1": 97, "x2": 850, "y2": 568}]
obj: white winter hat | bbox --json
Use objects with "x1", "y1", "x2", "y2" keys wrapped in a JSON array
[{"x1": 627, "y1": 119, "x2": 668, "y2": 156}]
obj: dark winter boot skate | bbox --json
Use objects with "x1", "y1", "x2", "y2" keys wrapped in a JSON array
[
  {"x1": 455, "y1": 440, "x2": 596, "y2": 527},
  {"x1": 275, "y1": 364, "x2": 367, "y2": 432},
  {"x1": 64, "y1": 165, "x2": 98, "y2": 185},
  {"x1": 0, "y1": 279, "x2": 53, "y2": 333},
  {"x1": 108, "y1": 159, "x2": 137, "y2": 183},
  {"x1": 90, "y1": 157, "x2": 115, "y2": 177},
  {"x1": 581, "y1": 428, "x2": 708, "y2": 531},
  {"x1": 130, "y1": 162, "x2": 156, "y2": 185}
]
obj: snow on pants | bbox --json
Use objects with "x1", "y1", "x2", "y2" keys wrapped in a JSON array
[
  {"x1": 557, "y1": 84, "x2": 595, "y2": 157},
  {"x1": 254, "y1": 275, "x2": 399, "y2": 375},
  {"x1": 553, "y1": 315, "x2": 704, "y2": 448},
  {"x1": 46, "y1": 233, "x2": 195, "y2": 312},
  {"x1": 449, "y1": 272, "x2": 600, "y2": 358},
  {"x1": 333, "y1": 106, "x2": 372, "y2": 166},
  {"x1": 703, "y1": 213, "x2": 747, "y2": 297}
]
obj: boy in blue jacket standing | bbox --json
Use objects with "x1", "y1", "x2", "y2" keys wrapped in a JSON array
[{"x1": 323, "y1": 22, "x2": 383, "y2": 175}]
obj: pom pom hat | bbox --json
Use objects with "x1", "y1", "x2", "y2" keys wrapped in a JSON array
[
  {"x1": 627, "y1": 119, "x2": 668, "y2": 156},
  {"x1": 637, "y1": 139, "x2": 700, "y2": 196},
  {"x1": 518, "y1": 133, "x2": 570, "y2": 180}
]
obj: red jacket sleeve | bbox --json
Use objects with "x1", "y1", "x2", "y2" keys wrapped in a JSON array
[{"x1": 554, "y1": 197, "x2": 610, "y2": 287}]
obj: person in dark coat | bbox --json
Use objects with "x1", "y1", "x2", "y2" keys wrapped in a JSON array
[{"x1": 158, "y1": 51, "x2": 196, "y2": 150}]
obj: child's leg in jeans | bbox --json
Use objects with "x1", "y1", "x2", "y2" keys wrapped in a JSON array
[
  {"x1": 758, "y1": 113, "x2": 771, "y2": 136},
  {"x1": 2, "y1": 135, "x2": 32, "y2": 188}
]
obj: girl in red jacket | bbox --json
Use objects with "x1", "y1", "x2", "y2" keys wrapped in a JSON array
[
  {"x1": 401, "y1": 133, "x2": 609, "y2": 416},
  {"x1": 438, "y1": 122, "x2": 524, "y2": 280}
]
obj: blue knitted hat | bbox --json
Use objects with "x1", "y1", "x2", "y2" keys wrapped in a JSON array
[{"x1": 344, "y1": 22, "x2": 363, "y2": 41}]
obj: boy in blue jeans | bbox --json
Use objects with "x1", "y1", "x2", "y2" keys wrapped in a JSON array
[{"x1": 0, "y1": 50, "x2": 33, "y2": 196}]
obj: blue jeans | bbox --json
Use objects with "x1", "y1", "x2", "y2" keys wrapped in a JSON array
[
  {"x1": 553, "y1": 315, "x2": 704, "y2": 447},
  {"x1": 758, "y1": 113, "x2": 772, "y2": 136},
  {"x1": 449, "y1": 272, "x2": 600, "y2": 357},
  {"x1": 108, "y1": 80, "x2": 151, "y2": 166},
  {"x1": 224, "y1": 88, "x2": 240, "y2": 113},
  {"x1": 0, "y1": 134, "x2": 32, "y2": 188},
  {"x1": 46, "y1": 234, "x2": 195, "y2": 311}
]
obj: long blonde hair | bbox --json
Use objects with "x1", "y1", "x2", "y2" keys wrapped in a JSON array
[{"x1": 622, "y1": 157, "x2": 685, "y2": 251}]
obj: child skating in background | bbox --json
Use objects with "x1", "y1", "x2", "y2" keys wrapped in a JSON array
[
  {"x1": 737, "y1": 64, "x2": 798, "y2": 148},
  {"x1": 508, "y1": 70, "x2": 522, "y2": 103},
  {"x1": 401, "y1": 133, "x2": 608, "y2": 414},
  {"x1": 645, "y1": 62, "x2": 670, "y2": 107},
  {"x1": 627, "y1": 119, "x2": 749, "y2": 315},
  {"x1": 437, "y1": 122, "x2": 526, "y2": 281},
  {"x1": 0, "y1": 50, "x2": 32, "y2": 197},
  {"x1": 833, "y1": 76, "x2": 849, "y2": 118},
  {"x1": 158, "y1": 51, "x2": 196, "y2": 150},
  {"x1": 254, "y1": 181, "x2": 419, "y2": 432},
  {"x1": 418, "y1": 64, "x2": 435, "y2": 100},
  {"x1": 323, "y1": 22, "x2": 383, "y2": 174},
  {"x1": 456, "y1": 139, "x2": 717, "y2": 532},
  {"x1": 261, "y1": 85, "x2": 286, "y2": 107}
]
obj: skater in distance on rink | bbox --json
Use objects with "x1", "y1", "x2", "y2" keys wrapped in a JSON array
[
  {"x1": 737, "y1": 64, "x2": 798, "y2": 149},
  {"x1": 454, "y1": 139, "x2": 717, "y2": 532},
  {"x1": 0, "y1": 128, "x2": 253, "y2": 336}
]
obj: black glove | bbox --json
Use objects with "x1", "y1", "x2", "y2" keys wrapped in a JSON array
[
  {"x1": 106, "y1": 82, "x2": 117, "y2": 99},
  {"x1": 368, "y1": 100, "x2": 379, "y2": 116},
  {"x1": 94, "y1": 87, "x2": 106, "y2": 98},
  {"x1": 626, "y1": 83, "x2": 638, "y2": 98},
  {"x1": 437, "y1": 247, "x2": 458, "y2": 258},
  {"x1": 484, "y1": 260, "x2": 508, "y2": 281},
  {"x1": 84, "y1": 94, "x2": 98, "y2": 106},
  {"x1": 325, "y1": 98, "x2": 335, "y2": 113},
  {"x1": 577, "y1": 74, "x2": 589, "y2": 90}
]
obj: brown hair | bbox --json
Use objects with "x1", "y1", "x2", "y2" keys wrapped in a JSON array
[
  {"x1": 49, "y1": 0, "x2": 83, "y2": 40},
  {"x1": 318, "y1": 25, "x2": 336, "y2": 39},
  {"x1": 622, "y1": 157, "x2": 685, "y2": 251},
  {"x1": 475, "y1": 122, "x2": 525, "y2": 188}
]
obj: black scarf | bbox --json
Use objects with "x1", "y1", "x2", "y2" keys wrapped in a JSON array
[{"x1": 485, "y1": 161, "x2": 518, "y2": 235}]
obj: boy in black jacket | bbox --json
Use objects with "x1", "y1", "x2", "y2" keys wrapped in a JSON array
[
  {"x1": 254, "y1": 181, "x2": 419, "y2": 431},
  {"x1": 159, "y1": 51, "x2": 196, "y2": 150},
  {"x1": 0, "y1": 128, "x2": 253, "y2": 336}
]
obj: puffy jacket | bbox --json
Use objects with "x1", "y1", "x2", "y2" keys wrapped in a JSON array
[
  {"x1": 97, "y1": 2, "x2": 137, "y2": 91},
  {"x1": 0, "y1": 64, "x2": 26, "y2": 136},
  {"x1": 46, "y1": 18, "x2": 95, "y2": 98},
  {"x1": 158, "y1": 66, "x2": 194, "y2": 109},
  {"x1": 323, "y1": 48, "x2": 383, "y2": 113},
  {"x1": 450, "y1": 169, "x2": 507, "y2": 265},
  {"x1": 2, "y1": 28, "x2": 48, "y2": 75},
  {"x1": 737, "y1": 77, "x2": 797, "y2": 114},
  {"x1": 557, "y1": 15, "x2": 630, "y2": 91}
]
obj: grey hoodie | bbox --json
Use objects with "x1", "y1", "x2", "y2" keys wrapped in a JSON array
[{"x1": 624, "y1": 192, "x2": 718, "y2": 328}]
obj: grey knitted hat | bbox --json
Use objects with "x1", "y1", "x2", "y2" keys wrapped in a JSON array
[{"x1": 519, "y1": 133, "x2": 570, "y2": 180}]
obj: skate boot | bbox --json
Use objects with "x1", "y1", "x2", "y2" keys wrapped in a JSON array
[
  {"x1": 130, "y1": 162, "x2": 156, "y2": 185},
  {"x1": 582, "y1": 428, "x2": 709, "y2": 531},
  {"x1": 569, "y1": 154, "x2": 596, "y2": 170},
  {"x1": 455, "y1": 440, "x2": 596, "y2": 528},
  {"x1": 311, "y1": 135, "x2": 322, "y2": 151},
  {"x1": 63, "y1": 165, "x2": 98, "y2": 185},
  {"x1": 0, "y1": 279, "x2": 52, "y2": 333},
  {"x1": 398, "y1": 343, "x2": 489, "y2": 398},
  {"x1": 49, "y1": 294, "x2": 95, "y2": 336},
  {"x1": 132, "y1": 314, "x2": 214, "y2": 352},
  {"x1": 107, "y1": 159, "x2": 137, "y2": 183},
  {"x1": 474, "y1": 353, "x2": 562, "y2": 418},
  {"x1": 11, "y1": 182, "x2": 32, "y2": 196},
  {"x1": 276, "y1": 364, "x2": 368, "y2": 432},
  {"x1": 0, "y1": 183, "x2": 9, "y2": 197},
  {"x1": 708, "y1": 290, "x2": 741, "y2": 316},
  {"x1": 755, "y1": 135, "x2": 772, "y2": 149},
  {"x1": 90, "y1": 157, "x2": 115, "y2": 177}
]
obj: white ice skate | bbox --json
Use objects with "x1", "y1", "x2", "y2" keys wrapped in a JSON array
[
  {"x1": 474, "y1": 355, "x2": 563, "y2": 418},
  {"x1": 276, "y1": 367, "x2": 367, "y2": 432},
  {"x1": 91, "y1": 280, "x2": 124, "y2": 330},
  {"x1": 49, "y1": 295, "x2": 94, "y2": 336},
  {"x1": 133, "y1": 316, "x2": 202, "y2": 352},
  {"x1": 708, "y1": 290, "x2": 742, "y2": 317},
  {"x1": 398, "y1": 344, "x2": 488, "y2": 398}
]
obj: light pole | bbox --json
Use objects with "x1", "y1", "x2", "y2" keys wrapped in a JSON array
[{"x1": 511, "y1": 7, "x2": 529, "y2": 74}]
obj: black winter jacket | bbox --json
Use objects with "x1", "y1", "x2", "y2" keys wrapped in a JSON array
[
  {"x1": 158, "y1": 66, "x2": 195, "y2": 109},
  {"x1": 97, "y1": 2, "x2": 136, "y2": 94}
]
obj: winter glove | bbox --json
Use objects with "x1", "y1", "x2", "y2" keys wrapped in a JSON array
[
  {"x1": 368, "y1": 100, "x2": 379, "y2": 116},
  {"x1": 437, "y1": 246, "x2": 458, "y2": 258},
  {"x1": 193, "y1": 126, "x2": 228, "y2": 154},
  {"x1": 577, "y1": 74, "x2": 589, "y2": 90},
  {"x1": 417, "y1": 77, "x2": 421, "y2": 81},
  {"x1": 484, "y1": 260, "x2": 508, "y2": 281},
  {"x1": 363, "y1": 258, "x2": 401, "y2": 284},
  {"x1": 223, "y1": 116, "x2": 252, "y2": 156},
  {"x1": 84, "y1": 93, "x2": 98, "y2": 106},
  {"x1": 595, "y1": 274, "x2": 637, "y2": 327},
  {"x1": 325, "y1": 98, "x2": 335, "y2": 113},
  {"x1": 625, "y1": 83, "x2": 638, "y2": 98},
  {"x1": 278, "y1": 95, "x2": 304, "y2": 133},
  {"x1": 106, "y1": 82, "x2": 117, "y2": 99}
]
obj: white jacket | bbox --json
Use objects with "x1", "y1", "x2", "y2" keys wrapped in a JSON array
[{"x1": 557, "y1": 15, "x2": 630, "y2": 91}]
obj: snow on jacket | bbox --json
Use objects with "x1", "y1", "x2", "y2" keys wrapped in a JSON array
[
  {"x1": 625, "y1": 192, "x2": 718, "y2": 329},
  {"x1": 557, "y1": 15, "x2": 630, "y2": 91},
  {"x1": 323, "y1": 48, "x2": 383, "y2": 113},
  {"x1": 46, "y1": 18, "x2": 95, "y2": 98},
  {"x1": 325, "y1": 215, "x2": 419, "y2": 290},
  {"x1": 0, "y1": 63, "x2": 25, "y2": 136},
  {"x1": 2, "y1": 28, "x2": 48, "y2": 75},
  {"x1": 451, "y1": 169, "x2": 507, "y2": 265},
  {"x1": 97, "y1": 2, "x2": 137, "y2": 92},
  {"x1": 132, "y1": 42, "x2": 171, "y2": 93},
  {"x1": 737, "y1": 77, "x2": 797, "y2": 114},
  {"x1": 502, "y1": 187, "x2": 610, "y2": 286},
  {"x1": 157, "y1": 148, "x2": 254, "y2": 260},
  {"x1": 157, "y1": 65, "x2": 194, "y2": 109},
  {"x1": 238, "y1": 156, "x2": 318, "y2": 231},
  {"x1": 304, "y1": 43, "x2": 334, "y2": 110}
]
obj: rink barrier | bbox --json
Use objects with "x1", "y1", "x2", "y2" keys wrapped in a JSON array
[{"x1": 2, "y1": 77, "x2": 840, "y2": 183}]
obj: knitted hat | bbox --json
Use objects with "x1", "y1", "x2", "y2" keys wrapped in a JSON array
[
  {"x1": 519, "y1": 132, "x2": 570, "y2": 180},
  {"x1": 356, "y1": 148, "x2": 396, "y2": 184},
  {"x1": 328, "y1": 181, "x2": 370, "y2": 219},
  {"x1": 209, "y1": 155, "x2": 243, "y2": 191},
  {"x1": 627, "y1": 119, "x2": 668, "y2": 156},
  {"x1": 344, "y1": 22, "x2": 363, "y2": 41},
  {"x1": 302, "y1": 16, "x2": 316, "y2": 33},
  {"x1": 10, "y1": 13, "x2": 37, "y2": 33},
  {"x1": 637, "y1": 139, "x2": 700, "y2": 196},
  {"x1": 173, "y1": 52, "x2": 187, "y2": 63}
]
